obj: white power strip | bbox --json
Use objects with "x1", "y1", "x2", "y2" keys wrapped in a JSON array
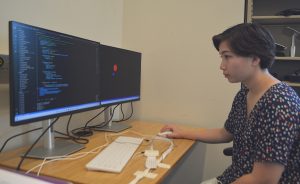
[{"x1": 129, "y1": 136, "x2": 174, "y2": 184}]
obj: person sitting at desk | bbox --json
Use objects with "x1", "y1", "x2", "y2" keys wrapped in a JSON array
[{"x1": 161, "y1": 23, "x2": 300, "y2": 184}]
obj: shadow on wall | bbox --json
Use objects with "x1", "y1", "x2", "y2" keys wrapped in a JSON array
[{"x1": 0, "y1": 54, "x2": 9, "y2": 84}]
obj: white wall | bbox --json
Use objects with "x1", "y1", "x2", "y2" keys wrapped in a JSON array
[
  {"x1": 122, "y1": 0, "x2": 244, "y2": 180},
  {"x1": 0, "y1": 0, "x2": 124, "y2": 151}
]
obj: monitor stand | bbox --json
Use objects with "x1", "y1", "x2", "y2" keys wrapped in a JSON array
[
  {"x1": 95, "y1": 106, "x2": 131, "y2": 132},
  {"x1": 21, "y1": 119, "x2": 85, "y2": 159}
]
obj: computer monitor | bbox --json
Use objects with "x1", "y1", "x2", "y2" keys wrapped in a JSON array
[
  {"x1": 9, "y1": 21, "x2": 101, "y2": 158},
  {"x1": 98, "y1": 44, "x2": 141, "y2": 132}
]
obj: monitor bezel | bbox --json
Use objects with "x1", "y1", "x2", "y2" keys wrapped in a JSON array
[{"x1": 100, "y1": 96, "x2": 141, "y2": 107}]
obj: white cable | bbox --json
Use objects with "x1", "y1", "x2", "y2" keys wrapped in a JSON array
[
  {"x1": 26, "y1": 130, "x2": 153, "y2": 175},
  {"x1": 37, "y1": 158, "x2": 47, "y2": 176},
  {"x1": 26, "y1": 129, "x2": 160, "y2": 177},
  {"x1": 27, "y1": 143, "x2": 107, "y2": 175},
  {"x1": 154, "y1": 136, "x2": 174, "y2": 163},
  {"x1": 26, "y1": 133, "x2": 111, "y2": 175}
]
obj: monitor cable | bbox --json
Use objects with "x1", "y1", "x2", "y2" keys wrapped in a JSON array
[
  {"x1": 54, "y1": 131, "x2": 88, "y2": 144},
  {"x1": 113, "y1": 102, "x2": 134, "y2": 123},
  {"x1": 121, "y1": 102, "x2": 134, "y2": 121},
  {"x1": 71, "y1": 107, "x2": 108, "y2": 137},
  {"x1": 0, "y1": 127, "x2": 42, "y2": 153},
  {"x1": 120, "y1": 104, "x2": 125, "y2": 120},
  {"x1": 54, "y1": 114, "x2": 89, "y2": 144},
  {"x1": 16, "y1": 117, "x2": 59, "y2": 171},
  {"x1": 66, "y1": 114, "x2": 73, "y2": 137},
  {"x1": 83, "y1": 106, "x2": 109, "y2": 129},
  {"x1": 93, "y1": 104, "x2": 120, "y2": 130},
  {"x1": 109, "y1": 103, "x2": 125, "y2": 120},
  {"x1": 112, "y1": 103, "x2": 125, "y2": 123}
]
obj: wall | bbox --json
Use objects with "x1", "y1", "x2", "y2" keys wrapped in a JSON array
[
  {"x1": 0, "y1": 0, "x2": 124, "y2": 151},
  {"x1": 122, "y1": 0, "x2": 244, "y2": 180}
]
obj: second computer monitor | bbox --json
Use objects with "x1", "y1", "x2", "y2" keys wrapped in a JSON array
[{"x1": 100, "y1": 44, "x2": 141, "y2": 106}]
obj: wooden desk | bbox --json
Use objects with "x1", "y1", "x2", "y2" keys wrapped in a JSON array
[{"x1": 0, "y1": 121, "x2": 195, "y2": 184}]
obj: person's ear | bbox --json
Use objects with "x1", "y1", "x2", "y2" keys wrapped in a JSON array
[{"x1": 251, "y1": 56, "x2": 260, "y2": 67}]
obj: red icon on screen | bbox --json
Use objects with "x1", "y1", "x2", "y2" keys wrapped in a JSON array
[
  {"x1": 112, "y1": 64, "x2": 118, "y2": 77},
  {"x1": 113, "y1": 64, "x2": 118, "y2": 72}
]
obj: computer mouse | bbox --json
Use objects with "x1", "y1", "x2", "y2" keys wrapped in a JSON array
[{"x1": 157, "y1": 130, "x2": 173, "y2": 137}]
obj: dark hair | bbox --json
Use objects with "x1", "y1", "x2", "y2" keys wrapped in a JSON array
[{"x1": 212, "y1": 23, "x2": 275, "y2": 69}]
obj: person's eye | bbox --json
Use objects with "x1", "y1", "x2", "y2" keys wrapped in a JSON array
[{"x1": 221, "y1": 55, "x2": 232, "y2": 59}]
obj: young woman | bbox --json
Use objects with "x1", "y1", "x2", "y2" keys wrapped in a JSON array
[{"x1": 161, "y1": 23, "x2": 300, "y2": 184}]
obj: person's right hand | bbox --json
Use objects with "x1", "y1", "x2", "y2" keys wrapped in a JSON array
[{"x1": 160, "y1": 124, "x2": 187, "y2": 139}]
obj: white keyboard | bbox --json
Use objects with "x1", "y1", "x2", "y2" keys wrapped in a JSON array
[{"x1": 86, "y1": 136, "x2": 143, "y2": 173}]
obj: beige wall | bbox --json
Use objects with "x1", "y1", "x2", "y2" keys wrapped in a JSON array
[
  {"x1": 0, "y1": 0, "x2": 123, "y2": 54},
  {"x1": 122, "y1": 0, "x2": 244, "y2": 180},
  {"x1": 0, "y1": 0, "x2": 124, "y2": 150}
]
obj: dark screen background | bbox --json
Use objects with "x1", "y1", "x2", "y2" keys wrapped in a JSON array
[{"x1": 100, "y1": 45, "x2": 141, "y2": 103}]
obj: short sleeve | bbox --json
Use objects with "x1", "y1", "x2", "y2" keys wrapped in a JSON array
[{"x1": 254, "y1": 93, "x2": 299, "y2": 166}]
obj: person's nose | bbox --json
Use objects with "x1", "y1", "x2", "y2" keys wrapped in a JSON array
[{"x1": 220, "y1": 59, "x2": 226, "y2": 71}]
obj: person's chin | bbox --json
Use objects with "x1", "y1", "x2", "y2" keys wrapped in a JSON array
[{"x1": 226, "y1": 77, "x2": 240, "y2": 83}]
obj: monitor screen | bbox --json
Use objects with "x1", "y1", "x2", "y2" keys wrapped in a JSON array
[
  {"x1": 100, "y1": 45, "x2": 141, "y2": 106},
  {"x1": 9, "y1": 21, "x2": 101, "y2": 126}
]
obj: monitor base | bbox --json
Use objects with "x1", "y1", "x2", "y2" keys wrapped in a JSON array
[{"x1": 21, "y1": 140, "x2": 84, "y2": 159}]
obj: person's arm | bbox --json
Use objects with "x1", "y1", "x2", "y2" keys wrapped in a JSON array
[
  {"x1": 232, "y1": 162, "x2": 284, "y2": 184},
  {"x1": 160, "y1": 124, "x2": 233, "y2": 143}
]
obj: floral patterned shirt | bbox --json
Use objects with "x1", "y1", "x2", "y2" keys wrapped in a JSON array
[{"x1": 217, "y1": 82, "x2": 300, "y2": 184}]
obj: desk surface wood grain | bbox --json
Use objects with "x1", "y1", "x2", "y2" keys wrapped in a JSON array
[{"x1": 0, "y1": 121, "x2": 195, "y2": 184}]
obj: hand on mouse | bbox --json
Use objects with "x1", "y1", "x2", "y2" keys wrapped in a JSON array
[
  {"x1": 157, "y1": 130, "x2": 173, "y2": 137},
  {"x1": 160, "y1": 124, "x2": 186, "y2": 139}
]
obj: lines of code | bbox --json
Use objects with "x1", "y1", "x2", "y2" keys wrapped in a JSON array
[{"x1": 12, "y1": 23, "x2": 100, "y2": 116}]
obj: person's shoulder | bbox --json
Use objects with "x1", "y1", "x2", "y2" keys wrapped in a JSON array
[
  {"x1": 269, "y1": 82, "x2": 300, "y2": 108},
  {"x1": 260, "y1": 82, "x2": 300, "y2": 128},
  {"x1": 272, "y1": 82, "x2": 299, "y2": 98}
]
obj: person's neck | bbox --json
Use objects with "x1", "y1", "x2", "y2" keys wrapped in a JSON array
[{"x1": 243, "y1": 69, "x2": 279, "y2": 95}]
